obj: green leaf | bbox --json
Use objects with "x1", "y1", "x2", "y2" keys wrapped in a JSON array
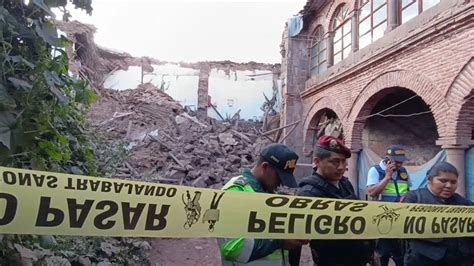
[
  {"x1": 35, "y1": 21, "x2": 62, "y2": 47},
  {"x1": 33, "y1": 0, "x2": 57, "y2": 18},
  {"x1": 38, "y1": 141, "x2": 63, "y2": 161},
  {"x1": 58, "y1": 134, "x2": 68, "y2": 145},
  {"x1": 74, "y1": 82, "x2": 98, "y2": 105},
  {"x1": 7, "y1": 56, "x2": 35, "y2": 69},
  {"x1": 43, "y1": 71, "x2": 64, "y2": 87},
  {"x1": 7, "y1": 55, "x2": 22, "y2": 63},
  {"x1": 0, "y1": 112, "x2": 16, "y2": 150},
  {"x1": 71, "y1": 0, "x2": 93, "y2": 15},
  {"x1": 0, "y1": 84, "x2": 16, "y2": 110},
  {"x1": 8, "y1": 77, "x2": 33, "y2": 89},
  {"x1": 45, "y1": 0, "x2": 68, "y2": 8},
  {"x1": 43, "y1": 71, "x2": 69, "y2": 104},
  {"x1": 49, "y1": 85, "x2": 69, "y2": 105},
  {"x1": 0, "y1": 7, "x2": 32, "y2": 39}
]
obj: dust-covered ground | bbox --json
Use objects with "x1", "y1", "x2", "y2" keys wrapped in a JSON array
[{"x1": 148, "y1": 238, "x2": 313, "y2": 266}]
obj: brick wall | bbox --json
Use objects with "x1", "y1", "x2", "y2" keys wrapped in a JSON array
[
  {"x1": 281, "y1": 0, "x2": 474, "y2": 157},
  {"x1": 280, "y1": 25, "x2": 312, "y2": 177},
  {"x1": 197, "y1": 65, "x2": 210, "y2": 120}
]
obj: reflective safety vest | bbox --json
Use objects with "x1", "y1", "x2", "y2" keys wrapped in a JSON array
[
  {"x1": 374, "y1": 165, "x2": 409, "y2": 202},
  {"x1": 219, "y1": 176, "x2": 290, "y2": 265}
]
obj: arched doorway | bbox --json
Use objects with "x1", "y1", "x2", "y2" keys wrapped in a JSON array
[
  {"x1": 362, "y1": 87, "x2": 440, "y2": 164},
  {"x1": 304, "y1": 108, "x2": 342, "y2": 155},
  {"x1": 300, "y1": 107, "x2": 343, "y2": 177},
  {"x1": 351, "y1": 87, "x2": 442, "y2": 197},
  {"x1": 454, "y1": 92, "x2": 474, "y2": 142}
]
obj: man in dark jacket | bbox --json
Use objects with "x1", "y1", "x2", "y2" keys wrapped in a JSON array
[
  {"x1": 288, "y1": 135, "x2": 374, "y2": 266},
  {"x1": 402, "y1": 161, "x2": 474, "y2": 266}
]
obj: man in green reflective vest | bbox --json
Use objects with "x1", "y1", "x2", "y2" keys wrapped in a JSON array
[
  {"x1": 219, "y1": 143, "x2": 308, "y2": 265},
  {"x1": 367, "y1": 145, "x2": 411, "y2": 266}
]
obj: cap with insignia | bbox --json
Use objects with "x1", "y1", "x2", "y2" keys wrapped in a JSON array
[
  {"x1": 385, "y1": 145, "x2": 407, "y2": 162},
  {"x1": 260, "y1": 144, "x2": 299, "y2": 188},
  {"x1": 316, "y1": 135, "x2": 351, "y2": 158}
]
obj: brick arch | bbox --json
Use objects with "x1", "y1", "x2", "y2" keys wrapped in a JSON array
[
  {"x1": 444, "y1": 58, "x2": 474, "y2": 140},
  {"x1": 326, "y1": 0, "x2": 357, "y2": 32},
  {"x1": 308, "y1": 24, "x2": 325, "y2": 46},
  {"x1": 346, "y1": 70, "x2": 448, "y2": 149},
  {"x1": 302, "y1": 96, "x2": 346, "y2": 156},
  {"x1": 307, "y1": 18, "x2": 326, "y2": 37},
  {"x1": 454, "y1": 97, "x2": 474, "y2": 141}
]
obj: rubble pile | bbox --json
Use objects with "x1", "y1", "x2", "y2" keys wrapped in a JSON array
[
  {"x1": 88, "y1": 83, "x2": 271, "y2": 188},
  {"x1": 0, "y1": 234, "x2": 151, "y2": 265}
]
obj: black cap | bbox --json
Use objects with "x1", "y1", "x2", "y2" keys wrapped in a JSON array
[{"x1": 260, "y1": 143, "x2": 299, "y2": 188}]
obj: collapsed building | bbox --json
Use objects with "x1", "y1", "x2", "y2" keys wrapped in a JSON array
[
  {"x1": 59, "y1": 21, "x2": 281, "y2": 123},
  {"x1": 280, "y1": 0, "x2": 474, "y2": 199},
  {"x1": 58, "y1": 21, "x2": 286, "y2": 189}
]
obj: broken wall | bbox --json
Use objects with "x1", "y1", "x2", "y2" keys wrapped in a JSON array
[
  {"x1": 59, "y1": 21, "x2": 282, "y2": 122},
  {"x1": 103, "y1": 63, "x2": 281, "y2": 121},
  {"x1": 208, "y1": 69, "x2": 280, "y2": 121},
  {"x1": 104, "y1": 64, "x2": 200, "y2": 109}
]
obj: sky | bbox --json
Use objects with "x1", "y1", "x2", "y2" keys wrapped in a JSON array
[{"x1": 64, "y1": 0, "x2": 307, "y2": 64}]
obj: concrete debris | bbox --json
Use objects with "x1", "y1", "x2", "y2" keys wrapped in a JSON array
[
  {"x1": 96, "y1": 261, "x2": 113, "y2": 266},
  {"x1": 88, "y1": 82, "x2": 272, "y2": 189},
  {"x1": 228, "y1": 154, "x2": 242, "y2": 164},
  {"x1": 132, "y1": 241, "x2": 153, "y2": 251},
  {"x1": 100, "y1": 242, "x2": 122, "y2": 257},
  {"x1": 40, "y1": 256, "x2": 71, "y2": 266},
  {"x1": 218, "y1": 132, "x2": 237, "y2": 146},
  {"x1": 14, "y1": 243, "x2": 38, "y2": 265},
  {"x1": 77, "y1": 256, "x2": 92, "y2": 266},
  {"x1": 167, "y1": 170, "x2": 186, "y2": 180}
]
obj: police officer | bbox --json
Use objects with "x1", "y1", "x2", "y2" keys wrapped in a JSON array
[
  {"x1": 367, "y1": 145, "x2": 410, "y2": 266},
  {"x1": 289, "y1": 136, "x2": 374, "y2": 266},
  {"x1": 403, "y1": 162, "x2": 474, "y2": 266},
  {"x1": 219, "y1": 143, "x2": 308, "y2": 265}
]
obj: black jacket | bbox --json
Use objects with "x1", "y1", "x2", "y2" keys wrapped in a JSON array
[
  {"x1": 403, "y1": 188, "x2": 474, "y2": 261},
  {"x1": 288, "y1": 174, "x2": 375, "y2": 265}
]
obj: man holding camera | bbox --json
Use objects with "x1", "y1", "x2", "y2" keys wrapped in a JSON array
[{"x1": 366, "y1": 145, "x2": 411, "y2": 266}]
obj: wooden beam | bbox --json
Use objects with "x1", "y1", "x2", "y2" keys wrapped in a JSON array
[
  {"x1": 261, "y1": 120, "x2": 300, "y2": 137},
  {"x1": 278, "y1": 122, "x2": 298, "y2": 144}
]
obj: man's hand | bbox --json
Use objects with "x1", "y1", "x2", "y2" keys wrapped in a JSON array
[
  {"x1": 367, "y1": 160, "x2": 396, "y2": 198},
  {"x1": 282, "y1": 239, "x2": 309, "y2": 250},
  {"x1": 384, "y1": 160, "x2": 396, "y2": 179}
]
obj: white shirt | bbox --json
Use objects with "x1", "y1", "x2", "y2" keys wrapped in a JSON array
[{"x1": 366, "y1": 160, "x2": 411, "y2": 187}]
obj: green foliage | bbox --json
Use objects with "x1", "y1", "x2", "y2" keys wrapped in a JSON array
[
  {"x1": 0, "y1": 235, "x2": 150, "y2": 265},
  {"x1": 0, "y1": 2, "x2": 151, "y2": 265},
  {"x1": 0, "y1": 0, "x2": 97, "y2": 175}
]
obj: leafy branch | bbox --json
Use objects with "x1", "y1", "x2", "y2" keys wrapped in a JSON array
[{"x1": 0, "y1": 0, "x2": 97, "y2": 175}]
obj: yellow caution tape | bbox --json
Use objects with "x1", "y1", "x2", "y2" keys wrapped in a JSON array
[{"x1": 1, "y1": 166, "x2": 473, "y2": 239}]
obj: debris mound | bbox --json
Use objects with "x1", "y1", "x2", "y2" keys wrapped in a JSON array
[{"x1": 88, "y1": 83, "x2": 271, "y2": 189}]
